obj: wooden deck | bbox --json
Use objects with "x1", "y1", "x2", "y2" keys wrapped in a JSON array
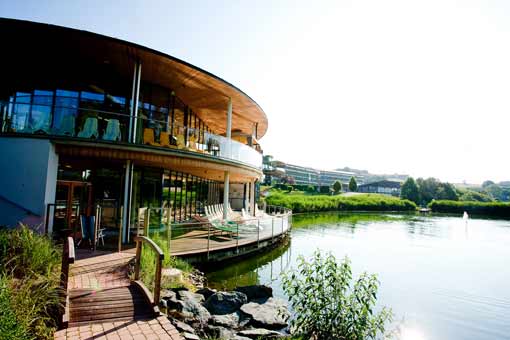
[
  {"x1": 169, "y1": 215, "x2": 291, "y2": 256},
  {"x1": 55, "y1": 250, "x2": 182, "y2": 340}
]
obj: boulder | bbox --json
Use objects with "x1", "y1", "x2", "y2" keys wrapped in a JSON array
[
  {"x1": 195, "y1": 287, "x2": 217, "y2": 300},
  {"x1": 182, "y1": 332, "x2": 200, "y2": 340},
  {"x1": 210, "y1": 312, "x2": 241, "y2": 328},
  {"x1": 205, "y1": 325, "x2": 237, "y2": 339},
  {"x1": 237, "y1": 328, "x2": 285, "y2": 339},
  {"x1": 171, "y1": 319, "x2": 195, "y2": 334},
  {"x1": 168, "y1": 289, "x2": 210, "y2": 323},
  {"x1": 205, "y1": 291, "x2": 248, "y2": 315},
  {"x1": 162, "y1": 268, "x2": 183, "y2": 282},
  {"x1": 240, "y1": 298, "x2": 290, "y2": 329},
  {"x1": 177, "y1": 290, "x2": 205, "y2": 304},
  {"x1": 235, "y1": 285, "x2": 273, "y2": 302}
]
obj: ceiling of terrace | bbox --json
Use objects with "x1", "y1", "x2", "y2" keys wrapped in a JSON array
[{"x1": 0, "y1": 18, "x2": 268, "y2": 139}]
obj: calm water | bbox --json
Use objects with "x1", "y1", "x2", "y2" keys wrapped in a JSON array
[{"x1": 204, "y1": 213, "x2": 510, "y2": 340}]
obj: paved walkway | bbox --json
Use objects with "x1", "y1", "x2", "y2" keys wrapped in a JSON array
[{"x1": 54, "y1": 249, "x2": 182, "y2": 340}]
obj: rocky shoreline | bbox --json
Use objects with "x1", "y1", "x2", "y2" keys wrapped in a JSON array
[{"x1": 160, "y1": 285, "x2": 291, "y2": 340}]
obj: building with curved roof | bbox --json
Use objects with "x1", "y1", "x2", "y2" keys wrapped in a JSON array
[{"x1": 0, "y1": 18, "x2": 271, "y2": 249}]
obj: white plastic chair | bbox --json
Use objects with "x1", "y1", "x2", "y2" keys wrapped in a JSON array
[
  {"x1": 78, "y1": 117, "x2": 99, "y2": 138},
  {"x1": 102, "y1": 119, "x2": 121, "y2": 141}
]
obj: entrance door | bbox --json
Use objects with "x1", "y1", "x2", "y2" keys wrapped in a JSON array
[{"x1": 54, "y1": 180, "x2": 93, "y2": 239}]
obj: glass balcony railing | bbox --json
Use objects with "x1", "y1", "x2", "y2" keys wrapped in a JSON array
[{"x1": 0, "y1": 99, "x2": 263, "y2": 169}]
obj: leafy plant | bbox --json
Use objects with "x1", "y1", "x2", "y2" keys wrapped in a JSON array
[
  {"x1": 333, "y1": 180, "x2": 343, "y2": 194},
  {"x1": 266, "y1": 192, "x2": 416, "y2": 213},
  {"x1": 349, "y1": 177, "x2": 358, "y2": 192},
  {"x1": 0, "y1": 226, "x2": 62, "y2": 340},
  {"x1": 400, "y1": 177, "x2": 420, "y2": 204},
  {"x1": 282, "y1": 251, "x2": 392, "y2": 340}
]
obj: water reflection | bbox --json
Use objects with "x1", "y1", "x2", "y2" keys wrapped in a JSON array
[{"x1": 204, "y1": 212, "x2": 510, "y2": 340}]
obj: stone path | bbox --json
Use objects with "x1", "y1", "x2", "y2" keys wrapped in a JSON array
[{"x1": 54, "y1": 249, "x2": 182, "y2": 340}]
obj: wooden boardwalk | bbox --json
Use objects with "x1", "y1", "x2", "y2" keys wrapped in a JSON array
[
  {"x1": 170, "y1": 215, "x2": 291, "y2": 256},
  {"x1": 54, "y1": 250, "x2": 182, "y2": 340}
]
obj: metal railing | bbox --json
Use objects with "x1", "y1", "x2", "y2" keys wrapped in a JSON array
[{"x1": 140, "y1": 205, "x2": 292, "y2": 259}]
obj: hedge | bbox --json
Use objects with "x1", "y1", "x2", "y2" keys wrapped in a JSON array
[
  {"x1": 266, "y1": 193, "x2": 417, "y2": 213},
  {"x1": 428, "y1": 200, "x2": 510, "y2": 217}
]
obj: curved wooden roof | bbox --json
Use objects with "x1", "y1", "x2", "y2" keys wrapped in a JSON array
[{"x1": 0, "y1": 18, "x2": 268, "y2": 139}]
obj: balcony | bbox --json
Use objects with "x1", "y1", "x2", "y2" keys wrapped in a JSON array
[{"x1": 0, "y1": 99, "x2": 263, "y2": 169}]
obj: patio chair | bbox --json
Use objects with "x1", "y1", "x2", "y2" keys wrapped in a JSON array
[
  {"x1": 159, "y1": 131, "x2": 176, "y2": 148},
  {"x1": 143, "y1": 128, "x2": 161, "y2": 146},
  {"x1": 55, "y1": 115, "x2": 76, "y2": 136},
  {"x1": 78, "y1": 215, "x2": 105, "y2": 247},
  {"x1": 102, "y1": 119, "x2": 121, "y2": 141},
  {"x1": 77, "y1": 117, "x2": 99, "y2": 138}
]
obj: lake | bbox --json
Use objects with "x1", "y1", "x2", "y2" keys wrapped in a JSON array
[{"x1": 204, "y1": 212, "x2": 510, "y2": 340}]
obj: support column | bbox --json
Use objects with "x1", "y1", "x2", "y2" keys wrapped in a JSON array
[
  {"x1": 223, "y1": 171, "x2": 230, "y2": 220},
  {"x1": 128, "y1": 60, "x2": 142, "y2": 144},
  {"x1": 250, "y1": 180, "x2": 256, "y2": 216},
  {"x1": 226, "y1": 97, "x2": 232, "y2": 157},
  {"x1": 122, "y1": 160, "x2": 134, "y2": 244}
]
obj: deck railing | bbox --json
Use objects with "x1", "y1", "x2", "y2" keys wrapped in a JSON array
[
  {"x1": 141, "y1": 205, "x2": 292, "y2": 259},
  {"x1": 133, "y1": 236, "x2": 164, "y2": 308},
  {"x1": 60, "y1": 236, "x2": 75, "y2": 328}
]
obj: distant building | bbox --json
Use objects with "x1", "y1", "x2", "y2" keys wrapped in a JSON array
[
  {"x1": 262, "y1": 157, "x2": 363, "y2": 188},
  {"x1": 357, "y1": 180, "x2": 402, "y2": 196}
]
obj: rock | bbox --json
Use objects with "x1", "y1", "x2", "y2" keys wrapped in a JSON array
[
  {"x1": 210, "y1": 312, "x2": 240, "y2": 328},
  {"x1": 240, "y1": 298, "x2": 290, "y2": 329},
  {"x1": 182, "y1": 332, "x2": 200, "y2": 340},
  {"x1": 205, "y1": 325, "x2": 237, "y2": 339},
  {"x1": 167, "y1": 289, "x2": 210, "y2": 323},
  {"x1": 195, "y1": 287, "x2": 217, "y2": 300},
  {"x1": 161, "y1": 289, "x2": 178, "y2": 299},
  {"x1": 162, "y1": 268, "x2": 183, "y2": 282},
  {"x1": 171, "y1": 319, "x2": 195, "y2": 334},
  {"x1": 177, "y1": 290, "x2": 205, "y2": 304},
  {"x1": 235, "y1": 285, "x2": 273, "y2": 301},
  {"x1": 238, "y1": 328, "x2": 285, "y2": 339},
  {"x1": 205, "y1": 291, "x2": 248, "y2": 315}
]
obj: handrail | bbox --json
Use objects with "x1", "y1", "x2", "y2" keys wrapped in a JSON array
[
  {"x1": 133, "y1": 236, "x2": 164, "y2": 307},
  {"x1": 60, "y1": 237, "x2": 75, "y2": 328}
]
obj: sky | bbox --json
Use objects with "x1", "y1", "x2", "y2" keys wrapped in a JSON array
[{"x1": 1, "y1": 0, "x2": 509, "y2": 184}]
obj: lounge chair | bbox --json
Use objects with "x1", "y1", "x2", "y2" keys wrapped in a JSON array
[
  {"x1": 143, "y1": 128, "x2": 161, "y2": 146},
  {"x1": 102, "y1": 119, "x2": 121, "y2": 141},
  {"x1": 77, "y1": 117, "x2": 99, "y2": 138},
  {"x1": 55, "y1": 115, "x2": 76, "y2": 136}
]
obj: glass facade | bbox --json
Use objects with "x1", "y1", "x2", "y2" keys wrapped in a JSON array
[{"x1": 0, "y1": 82, "x2": 262, "y2": 168}]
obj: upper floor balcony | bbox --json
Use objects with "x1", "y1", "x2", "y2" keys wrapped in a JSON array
[
  {"x1": 0, "y1": 19, "x2": 268, "y2": 173},
  {"x1": 0, "y1": 95, "x2": 263, "y2": 169}
]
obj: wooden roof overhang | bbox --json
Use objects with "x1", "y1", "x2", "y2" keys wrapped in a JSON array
[
  {"x1": 54, "y1": 141, "x2": 262, "y2": 183},
  {"x1": 0, "y1": 18, "x2": 268, "y2": 139}
]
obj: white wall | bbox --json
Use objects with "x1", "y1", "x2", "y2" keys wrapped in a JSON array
[{"x1": 0, "y1": 137, "x2": 58, "y2": 232}]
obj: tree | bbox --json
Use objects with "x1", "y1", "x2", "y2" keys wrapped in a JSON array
[
  {"x1": 436, "y1": 182, "x2": 458, "y2": 201},
  {"x1": 400, "y1": 177, "x2": 420, "y2": 204},
  {"x1": 482, "y1": 180, "x2": 495, "y2": 189},
  {"x1": 349, "y1": 176, "x2": 358, "y2": 192},
  {"x1": 333, "y1": 180, "x2": 342, "y2": 194},
  {"x1": 282, "y1": 251, "x2": 393, "y2": 339}
]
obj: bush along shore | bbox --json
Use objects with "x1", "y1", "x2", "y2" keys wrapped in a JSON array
[
  {"x1": 0, "y1": 226, "x2": 62, "y2": 340},
  {"x1": 161, "y1": 285, "x2": 291, "y2": 340},
  {"x1": 266, "y1": 192, "x2": 416, "y2": 213},
  {"x1": 428, "y1": 200, "x2": 510, "y2": 217}
]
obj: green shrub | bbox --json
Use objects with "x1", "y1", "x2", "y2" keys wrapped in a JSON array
[
  {"x1": 282, "y1": 251, "x2": 392, "y2": 339},
  {"x1": 0, "y1": 226, "x2": 62, "y2": 340},
  {"x1": 266, "y1": 193, "x2": 416, "y2": 213},
  {"x1": 428, "y1": 200, "x2": 510, "y2": 217},
  {"x1": 333, "y1": 181, "x2": 342, "y2": 194}
]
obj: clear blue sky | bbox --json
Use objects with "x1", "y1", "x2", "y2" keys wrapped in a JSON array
[{"x1": 2, "y1": 0, "x2": 510, "y2": 184}]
